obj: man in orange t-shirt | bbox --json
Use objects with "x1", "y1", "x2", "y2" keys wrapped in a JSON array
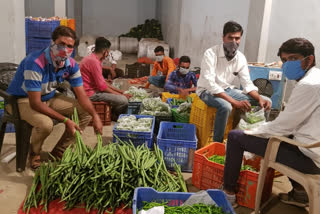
[{"x1": 144, "y1": 46, "x2": 176, "y2": 88}]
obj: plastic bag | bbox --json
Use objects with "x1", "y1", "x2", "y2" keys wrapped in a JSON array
[{"x1": 238, "y1": 107, "x2": 266, "y2": 131}]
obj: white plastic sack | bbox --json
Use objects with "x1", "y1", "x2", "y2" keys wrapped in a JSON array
[
  {"x1": 105, "y1": 36, "x2": 119, "y2": 50},
  {"x1": 120, "y1": 37, "x2": 139, "y2": 54},
  {"x1": 138, "y1": 38, "x2": 160, "y2": 58},
  {"x1": 138, "y1": 206, "x2": 164, "y2": 214},
  {"x1": 146, "y1": 42, "x2": 169, "y2": 60}
]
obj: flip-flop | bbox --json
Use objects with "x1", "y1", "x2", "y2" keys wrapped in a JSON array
[{"x1": 29, "y1": 154, "x2": 41, "y2": 171}]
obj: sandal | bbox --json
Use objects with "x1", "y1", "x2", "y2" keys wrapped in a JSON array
[{"x1": 29, "y1": 154, "x2": 41, "y2": 171}]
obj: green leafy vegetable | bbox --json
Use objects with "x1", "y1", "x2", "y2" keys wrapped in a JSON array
[{"x1": 208, "y1": 155, "x2": 257, "y2": 172}]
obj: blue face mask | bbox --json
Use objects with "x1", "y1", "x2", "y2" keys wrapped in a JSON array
[{"x1": 282, "y1": 58, "x2": 309, "y2": 80}]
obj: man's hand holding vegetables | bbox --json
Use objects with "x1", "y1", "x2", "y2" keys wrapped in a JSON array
[
  {"x1": 6, "y1": 26, "x2": 103, "y2": 170},
  {"x1": 196, "y1": 21, "x2": 271, "y2": 143},
  {"x1": 80, "y1": 37, "x2": 129, "y2": 121}
]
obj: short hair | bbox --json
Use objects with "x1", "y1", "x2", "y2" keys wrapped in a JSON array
[
  {"x1": 223, "y1": 21, "x2": 243, "y2": 37},
  {"x1": 52, "y1": 26, "x2": 76, "y2": 41},
  {"x1": 278, "y1": 38, "x2": 315, "y2": 58},
  {"x1": 154, "y1": 46, "x2": 164, "y2": 53},
  {"x1": 179, "y1": 56, "x2": 191, "y2": 64},
  {"x1": 278, "y1": 38, "x2": 316, "y2": 66},
  {"x1": 94, "y1": 37, "x2": 111, "y2": 53}
]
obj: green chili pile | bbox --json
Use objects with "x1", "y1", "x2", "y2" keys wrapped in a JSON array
[
  {"x1": 23, "y1": 109, "x2": 187, "y2": 214},
  {"x1": 141, "y1": 202, "x2": 227, "y2": 214}
]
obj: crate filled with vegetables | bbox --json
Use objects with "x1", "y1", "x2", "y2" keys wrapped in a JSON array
[
  {"x1": 139, "y1": 97, "x2": 172, "y2": 134},
  {"x1": 113, "y1": 114, "x2": 155, "y2": 148},
  {"x1": 133, "y1": 187, "x2": 235, "y2": 214},
  {"x1": 157, "y1": 122, "x2": 197, "y2": 172},
  {"x1": 167, "y1": 96, "x2": 193, "y2": 109},
  {"x1": 124, "y1": 86, "x2": 150, "y2": 114},
  {"x1": 21, "y1": 109, "x2": 187, "y2": 214},
  {"x1": 192, "y1": 142, "x2": 274, "y2": 209}
]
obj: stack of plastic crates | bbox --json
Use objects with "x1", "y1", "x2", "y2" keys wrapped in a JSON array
[
  {"x1": 189, "y1": 96, "x2": 235, "y2": 148},
  {"x1": 157, "y1": 122, "x2": 197, "y2": 172},
  {"x1": 127, "y1": 102, "x2": 141, "y2": 114},
  {"x1": 192, "y1": 142, "x2": 275, "y2": 209},
  {"x1": 132, "y1": 187, "x2": 235, "y2": 214},
  {"x1": 25, "y1": 18, "x2": 60, "y2": 55},
  {"x1": 125, "y1": 63, "x2": 150, "y2": 78},
  {"x1": 113, "y1": 114, "x2": 155, "y2": 148}
]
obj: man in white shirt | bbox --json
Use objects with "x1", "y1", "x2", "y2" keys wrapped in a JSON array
[
  {"x1": 197, "y1": 21, "x2": 271, "y2": 143},
  {"x1": 223, "y1": 38, "x2": 320, "y2": 207}
]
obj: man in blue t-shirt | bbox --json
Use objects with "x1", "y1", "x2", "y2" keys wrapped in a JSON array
[
  {"x1": 7, "y1": 26, "x2": 103, "y2": 170},
  {"x1": 164, "y1": 56, "x2": 197, "y2": 96}
]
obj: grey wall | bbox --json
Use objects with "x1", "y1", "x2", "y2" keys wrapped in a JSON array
[
  {"x1": 158, "y1": 0, "x2": 251, "y2": 67},
  {"x1": 0, "y1": 0, "x2": 25, "y2": 63},
  {"x1": 82, "y1": 0, "x2": 156, "y2": 36},
  {"x1": 25, "y1": 0, "x2": 54, "y2": 17},
  {"x1": 157, "y1": 0, "x2": 182, "y2": 58}
]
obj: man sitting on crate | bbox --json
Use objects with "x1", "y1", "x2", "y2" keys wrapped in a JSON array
[
  {"x1": 6, "y1": 26, "x2": 103, "y2": 170},
  {"x1": 80, "y1": 37, "x2": 131, "y2": 121},
  {"x1": 164, "y1": 56, "x2": 197, "y2": 96},
  {"x1": 223, "y1": 38, "x2": 320, "y2": 207},
  {"x1": 197, "y1": 21, "x2": 271, "y2": 143},
  {"x1": 144, "y1": 46, "x2": 176, "y2": 89}
]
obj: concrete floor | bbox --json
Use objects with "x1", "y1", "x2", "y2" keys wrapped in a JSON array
[{"x1": 0, "y1": 54, "x2": 309, "y2": 213}]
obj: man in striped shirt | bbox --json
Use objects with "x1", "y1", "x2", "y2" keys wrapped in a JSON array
[{"x1": 7, "y1": 26, "x2": 103, "y2": 170}]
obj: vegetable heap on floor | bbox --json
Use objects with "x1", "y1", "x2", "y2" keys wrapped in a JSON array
[
  {"x1": 141, "y1": 202, "x2": 227, "y2": 214},
  {"x1": 120, "y1": 19, "x2": 163, "y2": 40},
  {"x1": 140, "y1": 97, "x2": 171, "y2": 116},
  {"x1": 124, "y1": 86, "x2": 149, "y2": 102},
  {"x1": 116, "y1": 115, "x2": 153, "y2": 132},
  {"x1": 23, "y1": 109, "x2": 187, "y2": 214},
  {"x1": 208, "y1": 155, "x2": 257, "y2": 172}
]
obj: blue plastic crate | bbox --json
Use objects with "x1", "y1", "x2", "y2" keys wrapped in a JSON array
[
  {"x1": 132, "y1": 187, "x2": 235, "y2": 214},
  {"x1": 248, "y1": 66, "x2": 285, "y2": 110},
  {"x1": 157, "y1": 122, "x2": 197, "y2": 172},
  {"x1": 166, "y1": 98, "x2": 179, "y2": 108},
  {"x1": 26, "y1": 37, "x2": 51, "y2": 55},
  {"x1": 0, "y1": 109, "x2": 15, "y2": 133},
  {"x1": 25, "y1": 18, "x2": 60, "y2": 39},
  {"x1": 127, "y1": 102, "x2": 141, "y2": 114},
  {"x1": 113, "y1": 114, "x2": 155, "y2": 148}
]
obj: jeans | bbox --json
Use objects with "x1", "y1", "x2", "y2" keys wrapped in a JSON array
[
  {"x1": 148, "y1": 76, "x2": 166, "y2": 88},
  {"x1": 223, "y1": 130, "x2": 320, "y2": 192},
  {"x1": 90, "y1": 92, "x2": 128, "y2": 117},
  {"x1": 200, "y1": 88, "x2": 271, "y2": 142}
]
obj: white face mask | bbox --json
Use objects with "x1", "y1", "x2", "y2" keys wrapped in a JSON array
[
  {"x1": 179, "y1": 67, "x2": 189, "y2": 75},
  {"x1": 155, "y1": 55, "x2": 164, "y2": 62}
]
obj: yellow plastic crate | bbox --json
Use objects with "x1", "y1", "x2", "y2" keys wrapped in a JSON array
[
  {"x1": 189, "y1": 96, "x2": 235, "y2": 148},
  {"x1": 60, "y1": 18, "x2": 68, "y2": 27},
  {"x1": 161, "y1": 92, "x2": 197, "y2": 102}
]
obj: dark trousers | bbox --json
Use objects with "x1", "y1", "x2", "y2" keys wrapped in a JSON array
[{"x1": 223, "y1": 130, "x2": 320, "y2": 192}]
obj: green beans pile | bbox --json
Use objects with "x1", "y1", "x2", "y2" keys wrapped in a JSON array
[
  {"x1": 23, "y1": 109, "x2": 187, "y2": 214},
  {"x1": 141, "y1": 202, "x2": 227, "y2": 214}
]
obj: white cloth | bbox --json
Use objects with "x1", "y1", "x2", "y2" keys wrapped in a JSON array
[
  {"x1": 196, "y1": 44, "x2": 258, "y2": 96},
  {"x1": 86, "y1": 45, "x2": 119, "y2": 67},
  {"x1": 138, "y1": 206, "x2": 164, "y2": 214},
  {"x1": 245, "y1": 67, "x2": 320, "y2": 167}
]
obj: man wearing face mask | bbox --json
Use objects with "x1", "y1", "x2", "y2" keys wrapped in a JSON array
[
  {"x1": 222, "y1": 38, "x2": 320, "y2": 207},
  {"x1": 144, "y1": 46, "x2": 176, "y2": 89},
  {"x1": 164, "y1": 56, "x2": 197, "y2": 95},
  {"x1": 197, "y1": 21, "x2": 271, "y2": 143},
  {"x1": 6, "y1": 26, "x2": 103, "y2": 170},
  {"x1": 80, "y1": 37, "x2": 130, "y2": 121}
]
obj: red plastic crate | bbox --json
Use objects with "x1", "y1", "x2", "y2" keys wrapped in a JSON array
[
  {"x1": 192, "y1": 143, "x2": 274, "y2": 209},
  {"x1": 89, "y1": 102, "x2": 111, "y2": 126}
]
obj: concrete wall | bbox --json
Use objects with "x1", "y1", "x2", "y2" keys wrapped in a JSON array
[
  {"x1": 158, "y1": 0, "x2": 251, "y2": 67},
  {"x1": 156, "y1": 0, "x2": 182, "y2": 58},
  {"x1": 82, "y1": 0, "x2": 156, "y2": 36},
  {"x1": 25, "y1": 0, "x2": 54, "y2": 17},
  {"x1": 0, "y1": 0, "x2": 25, "y2": 63}
]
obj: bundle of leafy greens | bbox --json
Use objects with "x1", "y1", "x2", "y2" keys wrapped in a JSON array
[
  {"x1": 140, "y1": 97, "x2": 171, "y2": 116},
  {"x1": 124, "y1": 86, "x2": 149, "y2": 102}
]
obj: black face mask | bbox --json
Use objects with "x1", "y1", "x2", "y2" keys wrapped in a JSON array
[{"x1": 223, "y1": 41, "x2": 239, "y2": 61}]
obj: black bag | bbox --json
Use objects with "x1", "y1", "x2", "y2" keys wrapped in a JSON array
[{"x1": 0, "y1": 62, "x2": 18, "y2": 90}]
